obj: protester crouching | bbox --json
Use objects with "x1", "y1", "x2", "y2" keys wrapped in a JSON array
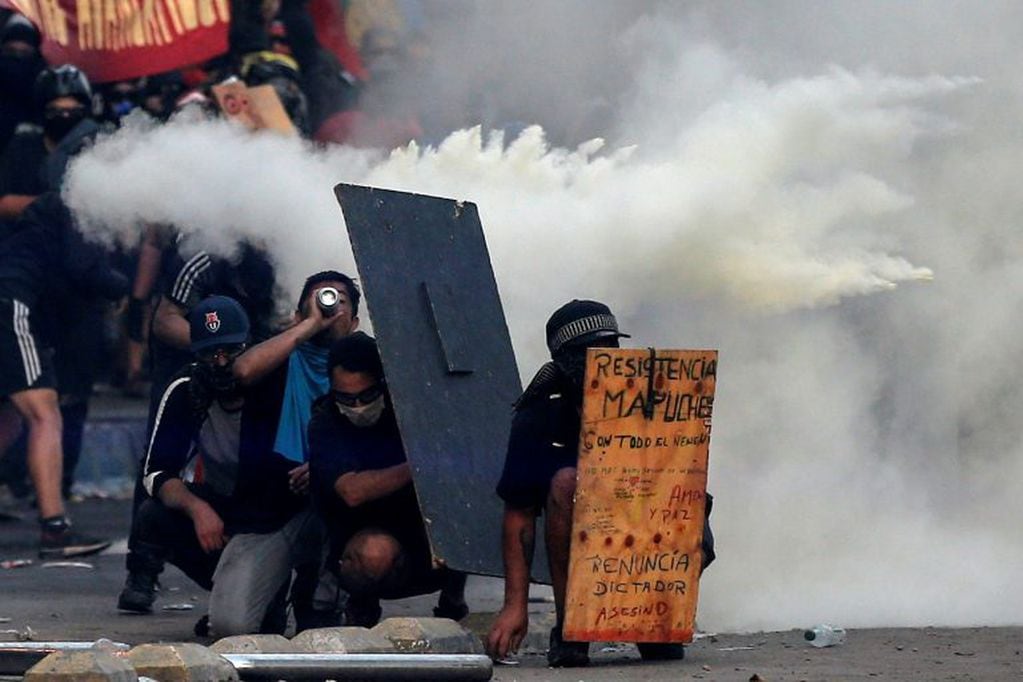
[
  {"x1": 308, "y1": 332, "x2": 468, "y2": 627},
  {"x1": 126, "y1": 296, "x2": 336, "y2": 636},
  {"x1": 486, "y1": 300, "x2": 717, "y2": 667}
]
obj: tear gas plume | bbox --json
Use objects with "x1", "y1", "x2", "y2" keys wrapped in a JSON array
[
  {"x1": 64, "y1": 2, "x2": 1023, "y2": 633},
  {"x1": 66, "y1": 69, "x2": 937, "y2": 322}
]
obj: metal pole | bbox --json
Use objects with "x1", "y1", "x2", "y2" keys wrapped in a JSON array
[
  {"x1": 0, "y1": 641, "x2": 129, "y2": 675},
  {"x1": 221, "y1": 653, "x2": 494, "y2": 681},
  {"x1": 0, "y1": 643, "x2": 495, "y2": 680}
]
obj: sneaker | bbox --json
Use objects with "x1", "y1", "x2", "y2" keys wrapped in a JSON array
[
  {"x1": 547, "y1": 626, "x2": 589, "y2": 668},
  {"x1": 637, "y1": 642, "x2": 686, "y2": 661},
  {"x1": 39, "y1": 526, "x2": 111, "y2": 559},
  {"x1": 117, "y1": 571, "x2": 159, "y2": 613}
]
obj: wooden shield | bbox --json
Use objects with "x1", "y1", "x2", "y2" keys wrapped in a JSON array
[{"x1": 563, "y1": 347, "x2": 717, "y2": 642}]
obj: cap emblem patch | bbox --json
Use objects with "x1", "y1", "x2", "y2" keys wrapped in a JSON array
[{"x1": 205, "y1": 311, "x2": 221, "y2": 333}]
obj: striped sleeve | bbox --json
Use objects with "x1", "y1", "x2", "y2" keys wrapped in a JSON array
[
  {"x1": 168, "y1": 251, "x2": 212, "y2": 309},
  {"x1": 142, "y1": 376, "x2": 201, "y2": 497}
]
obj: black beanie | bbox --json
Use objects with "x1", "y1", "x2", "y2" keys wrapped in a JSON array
[{"x1": 545, "y1": 299, "x2": 630, "y2": 355}]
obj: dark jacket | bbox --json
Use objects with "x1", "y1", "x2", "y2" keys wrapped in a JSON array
[
  {"x1": 141, "y1": 364, "x2": 304, "y2": 535},
  {"x1": 497, "y1": 364, "x2": 717, "y2": 568},
  {"x1": 308, "y1": 394, "x2": 426, "y2": 563},
  {"x1": 0, "y1": 193, "x2": 128, "y2": 321}
]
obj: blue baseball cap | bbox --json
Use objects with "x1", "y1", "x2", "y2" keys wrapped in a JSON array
[{"x1": 189, "y1": 295, "x2": 250, "y2": 354}]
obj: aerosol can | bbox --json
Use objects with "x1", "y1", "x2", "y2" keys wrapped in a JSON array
[{"x1": 317, "y1": 286, "x2": 341, "y2": 315}]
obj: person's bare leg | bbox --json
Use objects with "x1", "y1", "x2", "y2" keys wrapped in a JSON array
[
  {"x1": 9, "y1": 388, "x2": 64, "y2": 519},
  {"x1": 545, "y1": 467, "x2": 577, "y2": 625},
  {"x1": 339, "y1": 531, "x2": 402, "y2": 588},
  {"x1": 543, "y1": 466, "x2": 589, "y2": 666},
  {"x1": 338, "y1": 531, "x2": 401, "y2": 628}
]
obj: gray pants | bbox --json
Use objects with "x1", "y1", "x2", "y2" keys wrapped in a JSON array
[{"x1": 209, "y1": 507, "x2": 334, "y2": 637}]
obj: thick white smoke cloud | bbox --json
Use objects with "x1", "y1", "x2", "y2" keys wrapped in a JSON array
[{"x1": 64, "y1": 2, "x2": 1023, "y2": 632}]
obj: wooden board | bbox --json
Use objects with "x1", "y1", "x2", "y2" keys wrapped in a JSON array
[
  {"x1": 211, "y1": 81, "x2": 297, "y2": 136},
  {"x1": 563, "y1": 348, "x2": 717, "y2": 643}
]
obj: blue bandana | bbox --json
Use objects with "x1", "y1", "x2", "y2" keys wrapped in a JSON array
[{"x1": 274, "y1": 342, "x2": 330, "y2": 463}]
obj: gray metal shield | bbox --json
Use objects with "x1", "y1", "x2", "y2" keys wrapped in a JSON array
[{"x1": 335, "y1": 183, "x2": 522, "y2": 576}]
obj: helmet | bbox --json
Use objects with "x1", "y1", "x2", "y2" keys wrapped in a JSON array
[
  {"x1": 240, "y1": 52, "x2": 308, "y2": 133},
  {"x1": 240, "y1": 51, "x2": 300, "y2": 87},
  {"x1": 546, "y1": 299, "x2": 630, "y2": 356},
  {"x1": 34, "y1": 64, "x2": 92, "y2": 111}
]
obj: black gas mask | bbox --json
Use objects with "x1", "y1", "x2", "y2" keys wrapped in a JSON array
[
  {"x1": 194, "y1": 344, "x2": 246, "y2": 398},
  {"x1": 42, "y1": 104, "x2": 87, "y2": 141},
  {"x1": 552, "y1": 335, "x2": 621, "y2": 405},
  {"x1": 552, "y1": 346, "x2": 588, "y2": 404}
]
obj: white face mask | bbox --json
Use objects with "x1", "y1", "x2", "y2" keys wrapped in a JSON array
[{"x1": 337, "y1": 394, "x2": 386, "y2": 427}]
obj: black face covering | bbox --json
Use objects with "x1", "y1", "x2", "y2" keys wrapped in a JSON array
[
  {"x1": 192, "y1": 361, "x2": 241, "y2": 401},
  {"x1": 0, "y1": 54, "x2": 40, "y2": 102},
  {"x1": 553, "y1": 348, "x2": 588, "y2": 404},
  {"x1": 42, "y1": 108, "x2": 86, "y2": 141}
]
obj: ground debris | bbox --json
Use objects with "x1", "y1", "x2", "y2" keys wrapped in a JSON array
[
  {"x1": 0, "y1": 625, "x2": 35, "y2": 641},
  {"x1": 0, "y1": 558, "x2": 32, "y2": 569},
  {"x1": 599, "y1": 643, "x2": 631, "y2": 654}
]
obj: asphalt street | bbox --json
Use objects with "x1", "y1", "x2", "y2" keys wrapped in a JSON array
[{"x1": 1, "y1": 496, "x2": 1020, "y2": 680}]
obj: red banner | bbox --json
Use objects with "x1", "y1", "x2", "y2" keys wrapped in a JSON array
[{"x1": 1, "y1": 0, "x2": 229, "y2": 83}]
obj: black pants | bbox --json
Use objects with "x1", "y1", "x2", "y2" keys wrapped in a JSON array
[{"x1": 132, "y1": 497, "x2": 218, "y2": 588}]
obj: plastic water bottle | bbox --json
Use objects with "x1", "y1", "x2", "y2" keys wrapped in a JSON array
[{"x1": 804, "y1": 624, "x2": 846, "y2": 647}]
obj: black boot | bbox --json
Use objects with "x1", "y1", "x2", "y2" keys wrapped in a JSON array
[
  {"x1": 117, "y1": 543, "x2": 164, "y2": 613},
  {"x1": 637, "y1": 642, "x2": 686, "y2": 660},
  {"x1": 117, "y1": 570, "x2": 159, "y2": 613},
  {"x1": 547, "y1": 625, "x2": 589, "y2": 668},
  {"x1": 433, "y1": 570, "x2": 469, "y2": 620}
]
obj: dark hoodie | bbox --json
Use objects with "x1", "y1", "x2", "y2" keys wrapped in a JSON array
[{"x1": 0, "y1": 15, "x2": 45, "y2": 151}]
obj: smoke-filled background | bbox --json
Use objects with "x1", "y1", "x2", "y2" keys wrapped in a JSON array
[{"x1": 64, "y1": 1, "x2": 1023, "y2": 631}]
